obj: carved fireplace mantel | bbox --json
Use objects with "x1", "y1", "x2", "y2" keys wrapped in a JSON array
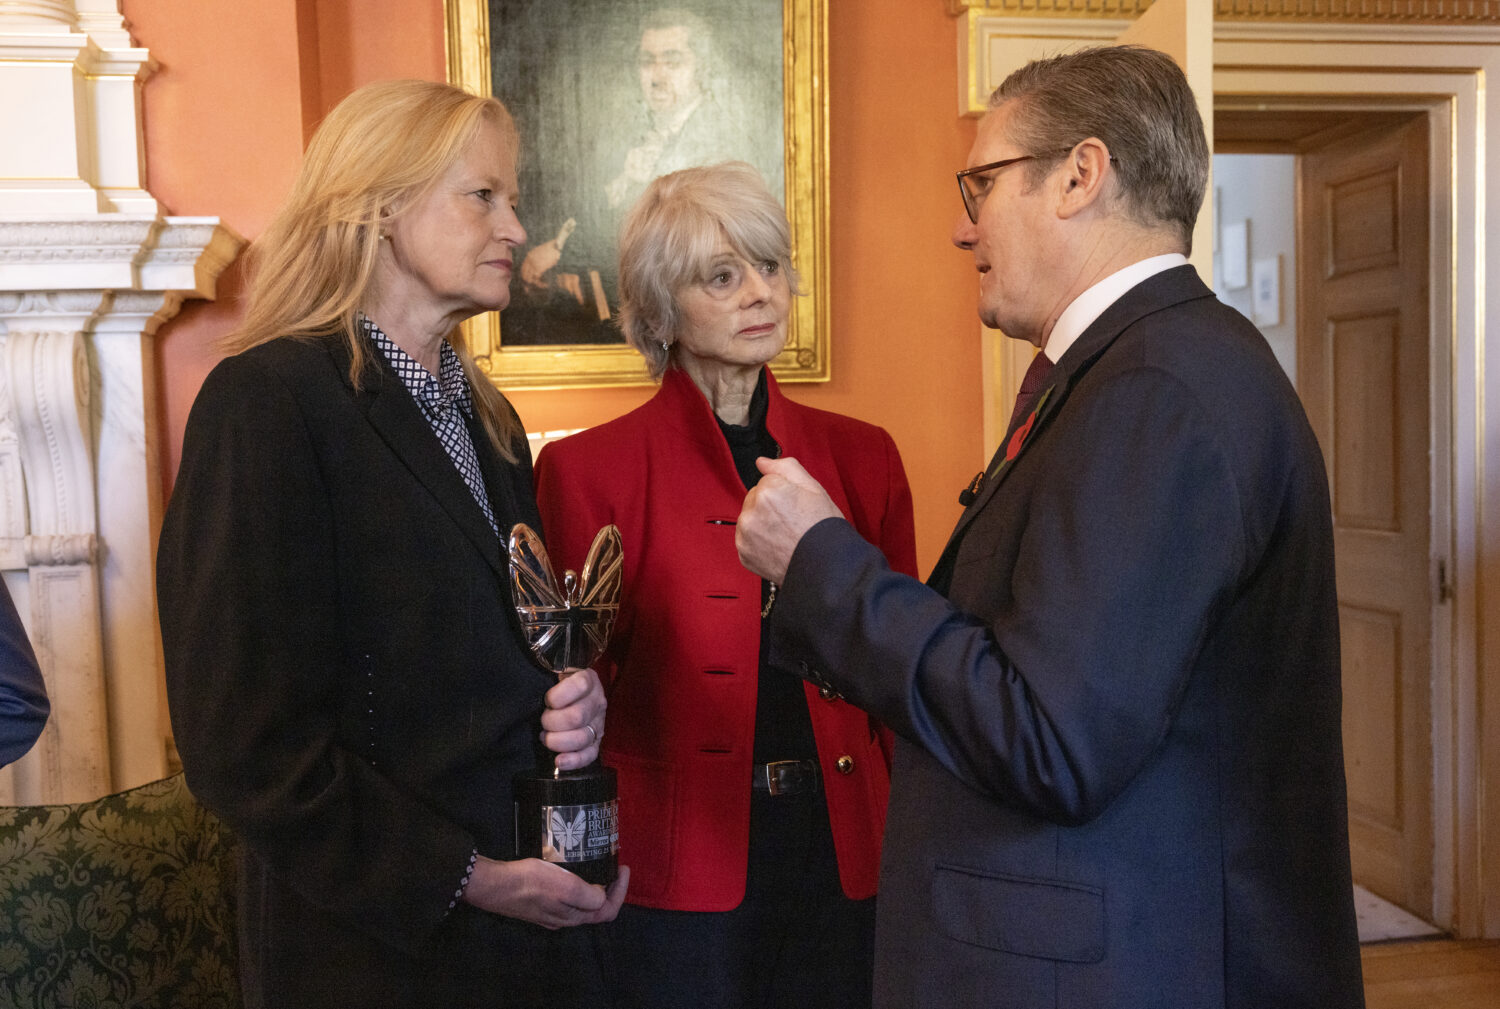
[{"x1": 0, "y1": 3, "x2": 243, "y2": 804}]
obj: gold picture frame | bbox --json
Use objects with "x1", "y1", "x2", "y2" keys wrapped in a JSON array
[{"x1": 445, "y1": 0, "x2": 829, "y2": 389}]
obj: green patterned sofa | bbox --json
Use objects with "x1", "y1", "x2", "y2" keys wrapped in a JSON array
[{"x1": 0, "y1": 773, "x2": 241, "y2": 1008}]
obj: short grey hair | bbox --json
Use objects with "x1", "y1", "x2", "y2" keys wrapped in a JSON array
[
  {"x1": 618, "y1": 161, "x2": 799, "y2": 379},
  {"x1": 992, "y1": 45, "x2": 1208, "y2": 252}
]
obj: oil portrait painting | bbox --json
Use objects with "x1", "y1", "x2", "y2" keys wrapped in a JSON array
[{"x1": 447, "y1": 0, "x2": 827, "y2": 387}]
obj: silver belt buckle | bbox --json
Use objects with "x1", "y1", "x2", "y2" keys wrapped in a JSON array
[{"x1": 763, "y1": 759, "x2": 802, "y2": 796}]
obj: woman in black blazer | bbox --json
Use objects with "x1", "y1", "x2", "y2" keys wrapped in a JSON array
[{"x1": 156, "y1": 80, "x2": 627, "y2": 1009}]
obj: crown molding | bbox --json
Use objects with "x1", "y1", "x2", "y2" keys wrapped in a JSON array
[{"x1": 947, "y1": 0, "x2": 1500, "y2": 26}]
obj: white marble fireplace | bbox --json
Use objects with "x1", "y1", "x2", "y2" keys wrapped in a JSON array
[{"x1": 0, "y1": 1, "x2": 241, "y2": 803}]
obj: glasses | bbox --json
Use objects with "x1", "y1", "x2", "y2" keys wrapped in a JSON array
[{"x1": 955, "y1": 150, "x2": 1117, "y2": 223}]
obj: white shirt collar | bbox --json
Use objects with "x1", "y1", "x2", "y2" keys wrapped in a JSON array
[{"x1": 1042, "y1": 253, "x2": 1189, "y2": 363}]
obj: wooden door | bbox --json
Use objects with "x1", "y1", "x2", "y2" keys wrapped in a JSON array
[{"x1": 1299, "y1": 116, "x2": 1433, "y2": 919}]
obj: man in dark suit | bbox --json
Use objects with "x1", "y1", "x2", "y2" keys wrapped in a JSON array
[{"x1": 736, "y1": 45, "x2": 1365, "y2": 1008}]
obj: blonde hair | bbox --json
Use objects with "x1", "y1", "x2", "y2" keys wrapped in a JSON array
[
  {"x1": 225, "y1": 79, "x2": 525, "y2": 460},
  {"x1": 618, "y1": 161, "x2": 799, "y2": 379}
]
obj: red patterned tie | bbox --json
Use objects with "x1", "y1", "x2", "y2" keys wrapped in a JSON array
[{"x1": 1008, "y1": 350, "x2": 1055, "y2": 430}]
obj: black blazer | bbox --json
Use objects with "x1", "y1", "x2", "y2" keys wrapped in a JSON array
[
  {"x1": 770, "y1": 267, "x2": 1365, "y2": 1008},
  {"x1": 157, "y1": 336, "x2": 599, "y2": 1008}
]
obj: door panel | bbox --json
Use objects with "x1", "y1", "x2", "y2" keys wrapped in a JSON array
[
  {"x1": 1299, "y1": 116, "x2": 1433, "y2": 918},
  {"x1": 1331, "y1": 312, "x2": 1400, "y2": 530},
  {"x1": 1329, "y1": 168, "x2": 1401, "y2": 274}
]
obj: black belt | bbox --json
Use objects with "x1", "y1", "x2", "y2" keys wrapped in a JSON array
[{"x1": 752, "y1": 759, "x2": 820, "y2": 796}]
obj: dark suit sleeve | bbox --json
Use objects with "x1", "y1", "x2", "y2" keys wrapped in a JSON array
[
  {"x1": 157, "y1": 354, "x2": 475, "y2": 954},
  {"x1": 867, "y1": 428, "x2": 917, "y2": 767},
  {"x1": 0, "y1": 577, "x2": 48, "y2": 767},
  {"x1": 769, "y1": 368, "x2": 1248, "y2": 825}
]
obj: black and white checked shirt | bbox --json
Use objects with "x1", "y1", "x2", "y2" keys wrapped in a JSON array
[{"x1": 361, "y1": 316, "x2": 498, "y2": 535}]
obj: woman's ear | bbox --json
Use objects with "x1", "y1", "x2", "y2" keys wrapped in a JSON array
[{"x1": 374, "y1": 202, "x2": 401, "y2": 244}]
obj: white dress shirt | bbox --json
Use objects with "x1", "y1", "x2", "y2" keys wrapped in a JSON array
[{"x1": 1043, "y1": 253, "x2": 1189, "y2": 363}]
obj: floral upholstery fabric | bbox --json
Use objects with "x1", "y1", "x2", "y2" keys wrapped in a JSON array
[{"x1": 0, "y1": 773, "x2": 240, "y2": 1008}]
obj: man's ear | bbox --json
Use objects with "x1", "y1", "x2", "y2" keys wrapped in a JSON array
[{"x1": 1056, "y1": 138, "x2": 1113, "y2": 219}]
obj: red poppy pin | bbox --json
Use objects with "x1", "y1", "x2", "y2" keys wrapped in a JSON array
[
  {"x1": 1002, "y1": 386, "x2": 1053, "y2": 466},
  {"x1": 961, "y1": 386, "x2": 1056, "y2": 507},
  {"x1": 1005, "y1": 412, "x2": 1037, "y2": 462}
]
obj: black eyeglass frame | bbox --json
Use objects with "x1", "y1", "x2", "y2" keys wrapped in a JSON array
[{"x1": 955, "y1": 149, "x2": 1118, "y2": 223}]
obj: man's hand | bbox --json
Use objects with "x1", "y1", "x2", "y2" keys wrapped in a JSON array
[
  {"x1": 521, "y1": 242, "x2": 562, "y2": 290},
  {"x1": 541, "y1": 667, "x2": 605, "y2": 771},
  {"x1": 606, "y1": 138, "x2": 667, "y2": 207},
  {"x1": 520, "y1": 219, "x2": 576, "y2": 291},
  {"x1": 736, "y1": 457, "x2": 843, "y2": 585}
]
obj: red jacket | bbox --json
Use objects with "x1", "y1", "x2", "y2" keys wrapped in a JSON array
[{"x1": 534, "y1": 368, "x2": 917, "y2": 910}]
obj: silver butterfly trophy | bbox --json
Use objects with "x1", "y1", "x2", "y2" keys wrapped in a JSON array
[{"x1": 509, "y1": 522, "x2": 622, "y2": 885}]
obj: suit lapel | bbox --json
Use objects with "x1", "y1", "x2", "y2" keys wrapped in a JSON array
[
  {"x1": 927, "y1": 373, "x2": 1067, "y2": 593},
  {"x1": 954, "y1": 381, "x2": 1060, "y2": 533},
  {"x1": 928, "y1": 266, "x2": 1215, "y2": 590},
  {"x1": 330, "y1": 339, "x2": 508, "y2": 581}
]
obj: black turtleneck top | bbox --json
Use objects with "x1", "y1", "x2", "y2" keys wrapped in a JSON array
[{"x1": 712, "y1": 370, "x2": 818, "y2": 764}]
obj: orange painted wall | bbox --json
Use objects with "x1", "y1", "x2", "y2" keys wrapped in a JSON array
[{"x1": 129, "y1": 0, "x2": 983, "y2": 573}]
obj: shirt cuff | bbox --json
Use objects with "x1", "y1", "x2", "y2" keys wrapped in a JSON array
[{"x1": 449, "y1": 848, "x2": 479, "y2": 912}]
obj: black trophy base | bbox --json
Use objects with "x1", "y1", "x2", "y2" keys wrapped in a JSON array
[{"x1": 513, "y1": 765, "x2": 618, "y2": 885}]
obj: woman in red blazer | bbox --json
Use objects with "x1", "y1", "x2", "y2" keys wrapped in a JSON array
[{"x1": 534, "y1": 162, "x2": 916, "y2": 1008}]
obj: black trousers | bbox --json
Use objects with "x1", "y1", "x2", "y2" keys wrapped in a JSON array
[{"x1": 599, "y1": 788, "x2": 875, "y2": 1009}]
